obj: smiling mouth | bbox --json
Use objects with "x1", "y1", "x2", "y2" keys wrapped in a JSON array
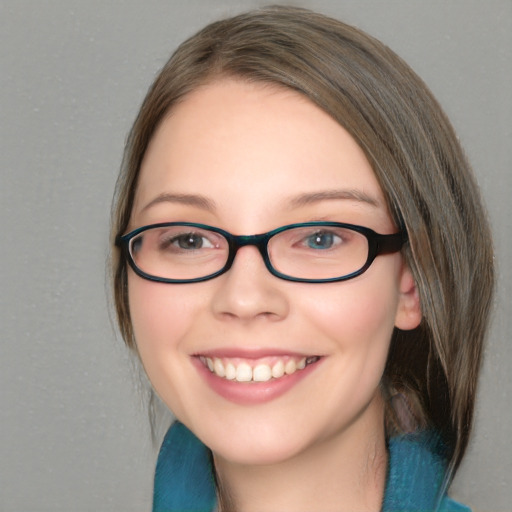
[{"x1": 198, "y1": 355, "x2": 322, "y2": 383}]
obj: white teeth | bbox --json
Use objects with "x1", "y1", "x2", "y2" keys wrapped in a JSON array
[
  {"x1": 253, "y1": 364, "x2": 272, "y2": 382},
  {"x1": 236, "y1": 363, "x2": 253, "y2": 382},
  {"x1": 213, "y1": 358, "x2": 225, "y2": 378},
  {"x1": 284, "y1": 359, "x2": 297, "y2": 375},
  {"x1": 225, "y1": 362, "x2": 236, "y2": 380},
  {"x1": 203, "y1": 355, "x2": 318, "y2": 382},
  {"x1": 271, "y1": 360, "x2": 285, "y2": 379}
]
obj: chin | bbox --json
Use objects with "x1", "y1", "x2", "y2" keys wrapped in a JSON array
[
  {"x1": 211, "y1": 433, "x2": 311, "y2": 467},
  {"x1": 184, "y1": 388, "x2": 386, "y2": 470},
  {"x1": 176, "y1": 409, "x2": 308, "y2": 466}
]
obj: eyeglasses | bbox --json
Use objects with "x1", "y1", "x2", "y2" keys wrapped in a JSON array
[{"x1": 116, "y1": 222, "x2": 406, "y2": 284}]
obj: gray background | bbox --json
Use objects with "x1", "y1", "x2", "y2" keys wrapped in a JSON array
[{"x1": 1, "y1": 1, "x2": 511, "y2": 511}]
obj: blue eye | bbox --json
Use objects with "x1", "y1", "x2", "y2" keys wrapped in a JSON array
[{"x1": 306, "y1": 232, "x2": 338, "y2": 250}]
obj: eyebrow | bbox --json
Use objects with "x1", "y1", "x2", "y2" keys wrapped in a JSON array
[
  {"x1": 287, "y1": 189, "x2": 381, "y2": 209},
  {"x1": 141, "y1": 188, "x2": 380, "y2": 215},
  {"x1": 141, "y1": 193, "x2": 216, "y2": 213}
]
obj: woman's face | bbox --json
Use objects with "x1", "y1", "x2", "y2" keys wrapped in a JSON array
[{"x1": 128, "y1": 79, "x2": 420, "y2": 465}]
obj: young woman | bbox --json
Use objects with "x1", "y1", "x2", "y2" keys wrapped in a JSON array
[{"x1": 110, "y1": 6, "x2": 494, "y2": 511}]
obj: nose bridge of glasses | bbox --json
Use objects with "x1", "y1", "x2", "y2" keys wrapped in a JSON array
[
  {"x1": 230, "y1": 233, "x2": 269, "y2": 257},
  {"x1": 224, "y1": 233, "x2": 272, "y2": 271}
]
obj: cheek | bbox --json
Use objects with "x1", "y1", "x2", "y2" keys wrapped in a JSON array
[
  {"x1": 128, "y1": 270, "x2": 211, "y2": 347},
  {"x1": 130, "y1": 279, "x2": 180, "y2": 350},
  {"x1": 127, "y1": 273, "x2": 204, "y2": 411},
  {"x1": 308, "y1": 279, "x2": 398, "y2": 339},
  {"x1": 301, "y1": 262, "x2": 401, "y2": 379},
  {"x1": 298, "y1": 270, "x2": 400, "y2": 426}
]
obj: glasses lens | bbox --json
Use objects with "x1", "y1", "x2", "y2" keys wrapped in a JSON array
[
  {"x1": 268, "y1": 225, "x2": 369, "y2": 280},
  {"x1": 129, "y1": 225, "x2": 229, "y2": 280}
]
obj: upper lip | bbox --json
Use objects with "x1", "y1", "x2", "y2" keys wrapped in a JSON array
[{"x1": 193, "y1": 347, "x2": 320, "y2": 359}]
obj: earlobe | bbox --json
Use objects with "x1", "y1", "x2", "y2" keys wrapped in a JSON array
[{"x1": 394, "y1": 265, "x2": 422, "y2": 330}]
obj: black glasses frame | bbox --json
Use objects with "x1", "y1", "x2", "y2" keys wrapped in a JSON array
[{"x1": 116, "y1": 221, "x2": 407, "y2": 284}]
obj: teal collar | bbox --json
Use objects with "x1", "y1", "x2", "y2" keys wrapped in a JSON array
[{"x1": 153, "y1": 422, "x2": 469, "y2": 512}]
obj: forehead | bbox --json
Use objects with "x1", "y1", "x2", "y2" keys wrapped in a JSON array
[{"x1": 132, "y1": 79, "x2": 388, "y2": 228}]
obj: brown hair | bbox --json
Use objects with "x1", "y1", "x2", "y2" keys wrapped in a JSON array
[{"x1": 110, "y1": 5, "x2": 494, "y2": 481}]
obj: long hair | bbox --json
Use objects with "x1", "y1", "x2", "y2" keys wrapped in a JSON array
[{"x1": 110, "y1": 6, "x2": 495, "y2": 481}]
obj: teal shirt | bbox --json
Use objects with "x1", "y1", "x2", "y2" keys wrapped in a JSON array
[{"x1": 153, "y1": 422, "x2": 470, "y2": 512}]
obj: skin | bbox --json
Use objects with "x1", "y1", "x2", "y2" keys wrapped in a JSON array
[{"x1": 128, "y1": 79, "x2": 421, "y2": 511}]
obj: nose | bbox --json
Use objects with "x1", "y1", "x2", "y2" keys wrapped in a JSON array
[{"x1": 210, "y1": 245, "x2": 289, "y2": 323}]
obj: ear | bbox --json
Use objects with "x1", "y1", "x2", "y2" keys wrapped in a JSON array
[{"x1": 394, "y1": 264, "x2": 422, "y2": 330}]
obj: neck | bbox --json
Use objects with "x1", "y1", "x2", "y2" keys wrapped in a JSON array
[{"x1": 213, "y1": 394, "x2": 388, "y2": 512}]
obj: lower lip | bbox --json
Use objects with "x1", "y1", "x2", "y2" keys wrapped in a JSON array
[{"x1": 192, "y1": 357, "x2": 322, "y2": 405}]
